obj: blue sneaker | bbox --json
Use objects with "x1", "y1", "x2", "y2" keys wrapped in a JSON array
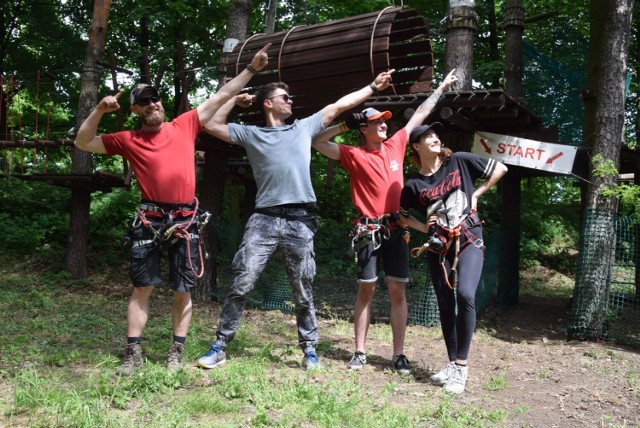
[
  {"x1": 197, "y1": 343, "x2": 226, "y2": 369},
  {"x1": 303, "y1": 351, "x2": 320, "y2": 371}
]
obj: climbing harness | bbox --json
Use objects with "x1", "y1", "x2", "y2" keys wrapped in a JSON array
[
  {"x1": 410, "y1": 211, "x2": 484, "y2": 290},
  {"x1": 347, "y1": 213, "x2": 401, "y2": 263},
  {"x1": 129, "y1": 198, "x2": 211, "y2": 279}
]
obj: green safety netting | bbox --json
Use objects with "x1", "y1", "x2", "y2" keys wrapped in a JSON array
[
  {"x1": 568, "y1": 209, "x2": 639, "y2": 345},
  {"x1": 208, "y1": 219, "x2": 500, "y2": 329}
]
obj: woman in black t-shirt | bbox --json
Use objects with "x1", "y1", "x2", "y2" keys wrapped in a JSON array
[{"x1": 399, "y1": 123, "x2": 507, "y2": 394}]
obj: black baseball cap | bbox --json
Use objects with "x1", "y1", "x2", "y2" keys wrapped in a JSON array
[
  {"x1": 409, "y1": 122, "x2": 444, "y2": 144},
  {"x1": 130, "y1": 84, "x2": 159, "y2": 105}
]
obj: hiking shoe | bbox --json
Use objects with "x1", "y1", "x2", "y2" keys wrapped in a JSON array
[
  {"x1": 444, "y1": 365, "x2": 468, "y2": 394},
  {"x1": 166, "y1": 342, "x2": 184, "y2": 371},
  {"x1": 392, "y1": 354, "x2": 411, "y2": 374},
  {"x1": 303, "y1": 350, "x2": 320, "y2": 371},
  {"x1": 347, "y1": 351, "x2": 367, "y2": 370},
  {"x1": 197, "y1": 343, "x2": 226, "y2": 369},
  {"x1": 430, "y1": 362, "x2": 457, "y2": 385},
  {"x1": 116, "y1": 343, "x2": 143, "y2": 376}
]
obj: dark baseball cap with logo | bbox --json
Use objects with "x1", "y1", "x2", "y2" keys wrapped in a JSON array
[
  {"x1": 130, "y1": 84, "x2": 159, "y2": 105},
  {"x1": 409, "y1": 122, "x2": 444, "y2": 144}
]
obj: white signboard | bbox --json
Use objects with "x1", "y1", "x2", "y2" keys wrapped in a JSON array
[{"x1": 472, "y1": 131, "x2": 577, "y2": 175}]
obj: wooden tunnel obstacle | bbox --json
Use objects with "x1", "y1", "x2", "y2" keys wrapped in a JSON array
[{"x1": 223, "y1": 6, "x2": 434, "y2": 123}]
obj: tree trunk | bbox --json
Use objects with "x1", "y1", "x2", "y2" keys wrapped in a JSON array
[
  {"x1": 443, "y1": 0, "x2": 476, "y2": 153},
  {"x1": 264, "y1": 0, "x2": 277, "y2": 34},
  {"x1": 497, "y1": 0, "x2": 524, "y2": 309},
  {"x1": 195, "y1": 0, "x2": 253, "y2": 301},
  {"x1": 569, "y1": 0, "x2": 634, "y2": 340},
  {"x1": 486, "y1": 0, "x2": 501, "y2": 89},
  {"x1": 503, "y1": 0, "x2": 524, "y2": 103},
  {"x1": 65, "y1": 0, "x2": 111, "y2": 279}
]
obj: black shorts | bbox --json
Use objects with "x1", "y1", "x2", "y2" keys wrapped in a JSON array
[
  {"x1": 128, "y1": 216, "x2": 201, "y2": 292},
  {"x1": 356, "y1": 228, "x2": 410, "y2": 283}
]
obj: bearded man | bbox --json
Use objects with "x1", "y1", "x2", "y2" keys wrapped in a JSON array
[{"x1": 74, "y1": 45, "x2": 270, "y2": 374}]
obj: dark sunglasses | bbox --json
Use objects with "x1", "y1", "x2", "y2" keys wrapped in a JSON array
[
  {"x1": 135, "y1": 96, "x2": 161, "y2": 106},
  {"x1": 268, "y1": 94, "x2": 293, "y2": 103}
]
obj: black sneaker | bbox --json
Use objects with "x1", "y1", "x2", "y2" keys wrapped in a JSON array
[
  {"x1": 392, "y1": 354, "x2": 411, "y2": 374},
  {"x1": 347, "y1": 351, "x2": 367, "y2": 370},
  {"x1": 167, "y1": 342, "x2": 184, "y2": 371},
  {"x1": 116, "y1": 343, "x2": 143, "y2": 376}
]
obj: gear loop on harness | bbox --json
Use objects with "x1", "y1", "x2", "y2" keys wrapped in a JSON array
[
  {"x1": 347, "y1": 212, "x2": 402, "y2": 263},
  {"x1": 410, "y1": 211, "x2": 484, "y2": 290},
  {"x1": 131, "y1": 198, "x2": 211, "y2": 279}
]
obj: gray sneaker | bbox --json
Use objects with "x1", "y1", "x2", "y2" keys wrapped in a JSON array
[
  {"x1": 167, "y1": 342, "x2": 184, "y2": 371},
  {"x1": 444, "y1": 365, "x2": 468, "y2": 394},
  {"x1": 347, "y1": 351, "x2": 367, "y2": 370},
  {"x1": 392, "y1": 354, "x2": 411, "y2": 374},
  {"x1": 303, "y1": 350, "x2": 320, "y2": 371},
  {"x1": 197, "y1": 343, "x2": 226, "y2": 369},
  {"x1": 116, "y1": 343, "x2": 143, "y2": 376},
  {"x1": 430, "y1": 362, "x2": 457, "y2": 385}
]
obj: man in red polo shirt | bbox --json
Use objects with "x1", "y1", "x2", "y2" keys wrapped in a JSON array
[
  {"x1": 74, "y1": 44, "x2": 270, "y2": 375},
  {"x1": 312, "y1": 69, "x2": 458, "y2": 373}
]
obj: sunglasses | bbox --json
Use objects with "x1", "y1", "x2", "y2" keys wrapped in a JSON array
[
  {"x1": 268, "y1": 94, "x2": 293, "y2": 103},
  {"x1": 135, "y1": 96, "x2": 161, "y2": 106}
]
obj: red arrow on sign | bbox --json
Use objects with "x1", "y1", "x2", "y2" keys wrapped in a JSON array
[
  {"x1": 546, "y1": 152, "x2": 564, "y2": 164},
  {"x1": 479, "y1": 138, "x2": 492, "y2": 154}
]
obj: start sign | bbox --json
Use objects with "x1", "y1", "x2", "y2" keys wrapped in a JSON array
[{"x1": 472, "y1": 131, "x2": 577, "y2": 175}]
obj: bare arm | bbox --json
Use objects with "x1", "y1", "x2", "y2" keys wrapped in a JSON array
[
  {"x1": 311, "y1": 125, "x2": 343, "y2": 160},
  {"x1": 203, "y1": 93, "x2": 253, "y2": 143},
  {"x1": 319, "y1": 69, "x2": 395, "y2": 127},
  {"x1": 196, "y1": 43, "x2": 270, "y2": 125},
  {"x1": 399, "y1": 213, "x2": 430, "y2": 234},
  {"x1": 471, "y1": 161, "x2": 508, "y2": 211},
  {"x1": 74, "y1": 91, "x2": 124, "y2": 154},
  {"x1": 404, "y1": 69, "x2": 458, "y2": 134}
]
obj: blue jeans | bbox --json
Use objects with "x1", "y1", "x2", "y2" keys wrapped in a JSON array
[{"x1": 216, "y1": 212, "x2": 318, "y2": 351}]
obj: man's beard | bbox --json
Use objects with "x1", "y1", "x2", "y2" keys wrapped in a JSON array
[{"x1": 140, "y1": 108, "x2": 164, "y2": 127}]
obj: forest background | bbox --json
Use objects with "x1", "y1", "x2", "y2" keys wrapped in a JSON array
[{"x1": 1, "y1": 1, "x2": 639, "y2": 427}]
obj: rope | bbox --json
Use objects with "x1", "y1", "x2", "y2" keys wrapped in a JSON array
[
  {"x1": 410, "y1": 212, "x2": 483, "y2": 290},
  {"x1": 135, "y1": 198, "x2": 210, "y2": 279}
]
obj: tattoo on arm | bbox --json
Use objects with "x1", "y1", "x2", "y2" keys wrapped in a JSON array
[{"x1": 417, "y1": 89, "x2": 443, "y2": 114}]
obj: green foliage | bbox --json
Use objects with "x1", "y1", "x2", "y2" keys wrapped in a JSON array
[
  {"x1": 88, "y1": 187, "x2": 140, "y2": 264},
  {"x1": 592, "y1": 155, "x2": 640, "y2": 219},
  {"x1": 520, "y1": 177, "x2": 581, "y2": 272},
  {"x1": 0, "y1": 178, "x2": 70, "y2": 255}
]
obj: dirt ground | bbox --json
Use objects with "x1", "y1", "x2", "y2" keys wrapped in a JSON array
[
  {"x1": 38, "y1": 261, "x2": 640, "y2": 427},
  {"x1": 188, "y1": 264, "x2": 639, "y2": 428},
  {"x1": 295, "y1": 291, "x2": 639, "y2": 428}
]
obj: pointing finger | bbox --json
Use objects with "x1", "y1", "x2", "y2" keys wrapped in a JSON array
[
  {"x1": 258, "y1": 43, "x2": 272, "y2": 54},
  {"x1": 113, "y1": 90, "x2": 124, "y2": 99}
]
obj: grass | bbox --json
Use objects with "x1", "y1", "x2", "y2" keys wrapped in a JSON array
[
  {"x1": 0, "y1": 261, "x2": 514, "y2": 428},
  {"x1": 1, "y1": 256, "x2": 639, "y2": 427}
]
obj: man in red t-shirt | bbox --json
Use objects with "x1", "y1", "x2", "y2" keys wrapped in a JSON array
[
  {"x1": 74, "y1": 44, "x2": 270, "y2": 375},
  {"x1": 312, "y1": 69, "x2": 458, "y2": 374}
]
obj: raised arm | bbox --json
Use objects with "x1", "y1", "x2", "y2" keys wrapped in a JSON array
[
  {"x1": 74, "y1": 91, "x2": 124, "y2": 154},
  {"x1": 319, "y1": 69, "x2": 395, "y2": 127},
  {"x1": 311, "y1": 125, "x2": 342, "y2": 160},
  {"x1": 404, "y1": 69, "x2": 458, "y2": 134},
  {"x1": 204, "y1": 93, "x2": 253, "y2": 143},
  {"x1": 471, "y1": 161, "x2": 508, "y2": 211},
  {"x1": 196, "y1": 43, "x2": 270, "y2": 125}
]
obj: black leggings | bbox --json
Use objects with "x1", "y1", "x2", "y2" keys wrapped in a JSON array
[{"x1": 427, "y1": 230, "x2": 484, "y2": 361}]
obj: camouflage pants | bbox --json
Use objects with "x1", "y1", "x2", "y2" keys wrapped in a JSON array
[{"x1": 216, "y1": 212, "x2": 318, "y2": 350}]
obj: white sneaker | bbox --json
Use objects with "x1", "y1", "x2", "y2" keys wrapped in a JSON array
[
  {"x1": 430, "y1": 363, "x2": 456, "y2": 385},
  {"x1": 444, "y1": 365, "x2": 468, "y2": 394}
]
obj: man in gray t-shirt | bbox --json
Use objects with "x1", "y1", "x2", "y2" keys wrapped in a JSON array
[{"x1": 197, "y1": 72, "x2": 394, "y2": 371}]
